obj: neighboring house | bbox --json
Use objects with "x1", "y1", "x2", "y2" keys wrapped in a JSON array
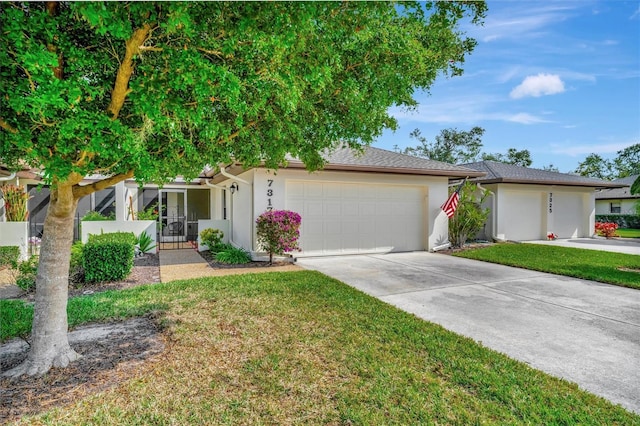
[
  {"x1": 2, "y1": 147, "x2": 483, "y2": 257},
  {"x1": 462, "y1": 161, "x2": 622, "y2": 241},
  {"x1": 595, "y1": 174, "x2": 639, "y2": 215}
]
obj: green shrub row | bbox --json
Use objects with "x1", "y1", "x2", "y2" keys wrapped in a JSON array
[
  {"x1": 83, "y1": 232, "x2": 136, "y2": 283},
  {"x1": 0, "y1": 246, "x2": 19, "y2": 269},
  {"x1": 595, "y1": 214, "x2": 640, "y2": 229}
]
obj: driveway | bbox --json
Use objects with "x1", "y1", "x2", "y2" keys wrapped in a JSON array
[{"x1": 297, "y1": 252, "x2": 640, "y2": 413}]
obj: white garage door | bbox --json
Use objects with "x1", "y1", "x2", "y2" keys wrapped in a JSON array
[
  {"x1": 286, "y1": 181, "x2": 425, "y2": 256},
  {"x1": 502, "y1": 191, "x2": 543, "y2": 241},
  {"x1": 554, "y1": 193, "x2": 584, "y2": 238}
]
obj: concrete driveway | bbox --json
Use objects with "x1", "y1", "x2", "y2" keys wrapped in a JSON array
[
  {"x1": 297, "y1": 252, "x2": 640, "y2": 413},
  {"x1": 527, "y1": 237, "x2": 640, "y2": 255}
]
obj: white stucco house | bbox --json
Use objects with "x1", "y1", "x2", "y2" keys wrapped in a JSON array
[
  {"x1": 2, "y1": 147, "x2": 483, "y2": 257},
  {"x1": 462, "y1": 161, "x2": 622, "y2": 241},
  {"x1": 595, "y1": 174, "x2": 639, "y2": 216},
  {"x1": 205, "y1": 146, "x2": 483, "y2": 256}
]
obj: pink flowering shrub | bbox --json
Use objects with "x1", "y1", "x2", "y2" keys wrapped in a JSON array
[
  {"x1": 256, "y1": 210, "x2": 301, "y2": 264},
  {"x1": 595, "y1": 221, "x2": 618, "y2": 239}
]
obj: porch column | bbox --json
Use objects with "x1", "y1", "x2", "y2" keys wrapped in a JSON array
[{"x1": 115, "y1": 181, "x2": 126, "y2": 221}]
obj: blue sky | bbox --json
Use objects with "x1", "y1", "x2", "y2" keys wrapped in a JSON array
[{"x1": 373, "y1": 1, "x2": 640, "y2": 172}]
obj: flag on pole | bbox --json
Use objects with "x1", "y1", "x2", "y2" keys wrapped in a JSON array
[{"x1": 441, "y1": 179, "x2": 466, "y2": 218}]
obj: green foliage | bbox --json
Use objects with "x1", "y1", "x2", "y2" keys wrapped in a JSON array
[
  {"x1": 403, "y1": 127, "x2": 484, "y2": 164},
  {"x1": 596, "y1": 214, "x2": 640, "y2": 229},
  {"x1": 15, "y1": 256, "x2": 38, "y2": 292},
  {"x1": 0, "y1": 2, "x2": 486, "y2": 184},
  {"x1": 0, "y1": 246, "x2": 20, "y2": 269},
  {"x1": 199, "y1": 228, "x2": 224, "y2": 250},
  {"x1": 215, "y1": 246, "x2": 251, "y2": 264},
  {"x1": 448, "y1": 182, "x2": 490, "y2": 248},
  {"x1": 136, "y1": 203, "x2": 159, "y2": 221},
  {"x1": 81, "y1": 210, "x2": 115, "y2": 221},
  {"x1": 482, "y1": 148, "x2": 532, "y2": 167},
  {"x1": 136, "y1": 231, "x2": 156, "y2": 253},
  {"x1": 0, "y1": 184, "x2": 30, "y2": 221},
  {"x1": 455, "y1": 243, "x2": 640, "y2": 290},
  {"x1": 83, "y1": 232, "x2": 136, "y2": 282},
  {"x1": 0, "y1": 299, "x2": 33, "y2": 341},
  {"x1": 69, "y1": 241, "x2": 85, "y2": 285},
  {"x1": 575, "y1": 143, "x2": 640, "y2": 180}
]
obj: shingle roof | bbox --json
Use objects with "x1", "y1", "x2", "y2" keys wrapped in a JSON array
[
  {"x1": 285, "y1": 146, "x2": 485, "y2": 178},
  {"x1": 462, "y1": 160, "x2": 622, "y2": 188},
  {"x1": 595, "y1": 174, "x2": 639, "y2": 199}
]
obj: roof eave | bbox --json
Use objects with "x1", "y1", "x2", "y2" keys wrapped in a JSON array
[{"x1": 472, "y1": 177, "x2": 625, "y2": 189}]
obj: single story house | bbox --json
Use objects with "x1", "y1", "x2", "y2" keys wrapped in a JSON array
[
  {"x1": 462, "y1": 161, "x2": 622, "y2": 241},
  {"x1": 205, "y1": 146, "x2": 483, "y2": 256},
  {"x1": 2, "y1": 147, "x2": 483, "y2": 257},
  {"x1": 595, "y1": 174, "x2": 639, "y2": 215}
]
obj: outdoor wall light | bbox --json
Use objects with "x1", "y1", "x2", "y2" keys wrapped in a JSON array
[{"x1": 229, "y1": 182, "x2": 239, "y2": 194}]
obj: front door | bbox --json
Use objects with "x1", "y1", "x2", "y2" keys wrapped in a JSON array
[{"x1": 160, "y1": 190, "x2": 186, "y2": 243}]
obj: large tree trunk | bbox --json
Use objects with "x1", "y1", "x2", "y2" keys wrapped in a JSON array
[{"x1": 3, "y1": 181, "x2": 81, "y2": 377}]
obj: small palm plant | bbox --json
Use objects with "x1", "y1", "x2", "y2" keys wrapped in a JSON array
[{"x1": 1, "y1": 184, "x2": 30, "y2": 221}]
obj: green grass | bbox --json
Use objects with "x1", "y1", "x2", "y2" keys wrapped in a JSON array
[
  {"x1": 454, "y1": 243, "x2": 640, "y2": 289},
  {"x1": 2, "y1": 271, "x2": 638, "y2": 424},
  {"x1": 617, "y1": 228, "x2": 640, "y2": 238}
]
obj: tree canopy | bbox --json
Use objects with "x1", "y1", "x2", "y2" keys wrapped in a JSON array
[
  {"x1": 574, "y1": 143, "x2": 640, "y2": 181},
  {"x1": 0, "y1": 1, "x2": 487, "y2": 377},
  {"x1": 1, "y1": 1, "x2": 486, "y2": 183}
]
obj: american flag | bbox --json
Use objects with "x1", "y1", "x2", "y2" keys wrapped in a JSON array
[{"x1": 441, "y1": 179, "x2": 466, "y2": 218}]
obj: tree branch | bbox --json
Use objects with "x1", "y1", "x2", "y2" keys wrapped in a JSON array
[
  {"x1": 72, "y1": 170, "x2": 134, "y2": 199},
  {"x1": 0, "y1": 118, "x2": 18, "y2": 134},
  {"x1": 107, "y1": 24, "x2": 152, "y2": 120},
  {"x1": 216, "y1": 121, "x2": 258, "y2": 145}
]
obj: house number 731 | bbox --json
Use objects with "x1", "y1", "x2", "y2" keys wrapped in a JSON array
[{"x1": 266, "y1": 179, "x2": 274, "y2": 211}]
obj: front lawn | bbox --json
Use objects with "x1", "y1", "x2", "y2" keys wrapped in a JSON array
[
  {"x1": 2, "y1": 271, "x2": 637, "y2": 424},
  {"x1": 454, "y1": 243, "x2": 640, "y2": 289},
  {"x1": 617, "y1": 228, "x2": 640, "y2": 238}
]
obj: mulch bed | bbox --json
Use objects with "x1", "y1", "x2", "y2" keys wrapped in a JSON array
[
  {"x1": 0, "y1": 254, "x2": 165, "y2": 423},
  {"x1": 198, "y1": 250, "x2": 292, "y2": 269}
]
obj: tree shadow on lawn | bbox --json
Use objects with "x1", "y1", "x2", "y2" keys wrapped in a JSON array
[{"x1": 0, "y1": 315, "x2": 167, "y2": 423}]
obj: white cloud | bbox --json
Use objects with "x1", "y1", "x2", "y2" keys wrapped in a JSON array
[
  {"x1": 507, "y1": 113, "x2": 549, "y2": 124},
  {"x1": 631, "y1": 7, "x2": 640, "y2": 20},
  {"x1": 510, "y1": 73, "x2": 566, "y2": 99}
]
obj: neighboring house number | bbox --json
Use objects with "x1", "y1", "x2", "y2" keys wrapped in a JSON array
[
  {"x1": 267, "y1": 179, "x2": 274, "y2": 211},
  {"x1": 549, "y1": 192, "x2": 553, "y2": 213}
]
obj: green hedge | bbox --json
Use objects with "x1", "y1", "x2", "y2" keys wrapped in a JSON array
[
  {"x1": 596, "y1": 214, "x2": 640, "y2": 229},
  {"x1": 0, "y1": 246, "x2": 20, "y2": 269},
  {"x1": 83, "y1": 232, "x2": 136, "y2": 283}
]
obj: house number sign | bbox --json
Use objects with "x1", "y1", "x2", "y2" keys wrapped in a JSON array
[
  {"x1": 548, "y1": 192, "x2": 553, "y2": 213},
  {"x1": 266, "y1": 179, "x2": 274, "y2": 211}
]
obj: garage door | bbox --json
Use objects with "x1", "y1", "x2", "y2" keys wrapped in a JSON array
[
  {"x1": 554, "y1": 193, "x2": 584, "y2": 238},
  {"x1": 502, "y1": 191, "x2": 543, "y2": 241},
  {"x1": 286, "y1": 181, "x2": 425, "y2": 255}
]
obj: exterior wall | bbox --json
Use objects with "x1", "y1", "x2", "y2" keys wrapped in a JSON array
[
  {"x1": 81, "y1": 220, "x2": 157, "y2": 252},
  {"x1": 0, "y1": 221, "x2": 29, "y2": 260},
  {"x1": 488, "y1": 184, "x2": 595, "y2": 241},
  {"x1": 595, "y1": 199, "x2": 638, "y2": 215},
  {"x1": 245, "y1": 168, "x2": 449, "y2": 252},
  {"x1": 226, "y1": 169, "x2": 255, "y2": 250}
]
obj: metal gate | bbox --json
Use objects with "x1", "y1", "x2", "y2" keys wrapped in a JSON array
[{"x1": 158, "y1": 210, "x2": 199, "y2": 250}]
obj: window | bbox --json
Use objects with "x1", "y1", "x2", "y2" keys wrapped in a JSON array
[{"x1": 610, "y1": 202, "x2": 621, "y2": 214}]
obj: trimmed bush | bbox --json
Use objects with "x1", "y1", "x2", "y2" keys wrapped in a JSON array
[
  {"x1": 595, "y1": 214, "x2": 640, "y2": 229},
  {"x1": 200, "y1": 228, "x2": 224, "y2": 251},
  {"x1": 69, "y1": 241, "x2": 85, "y2": 285},
  {"x1": 15, "y1": 256, "x2": 38, "y2": 292},
  {"x1": 83, "y1": 232, "x2": 136, "y2": 283},
  {"x1": 0, "y1": 246, "x2": 19, "y2": 269}
]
